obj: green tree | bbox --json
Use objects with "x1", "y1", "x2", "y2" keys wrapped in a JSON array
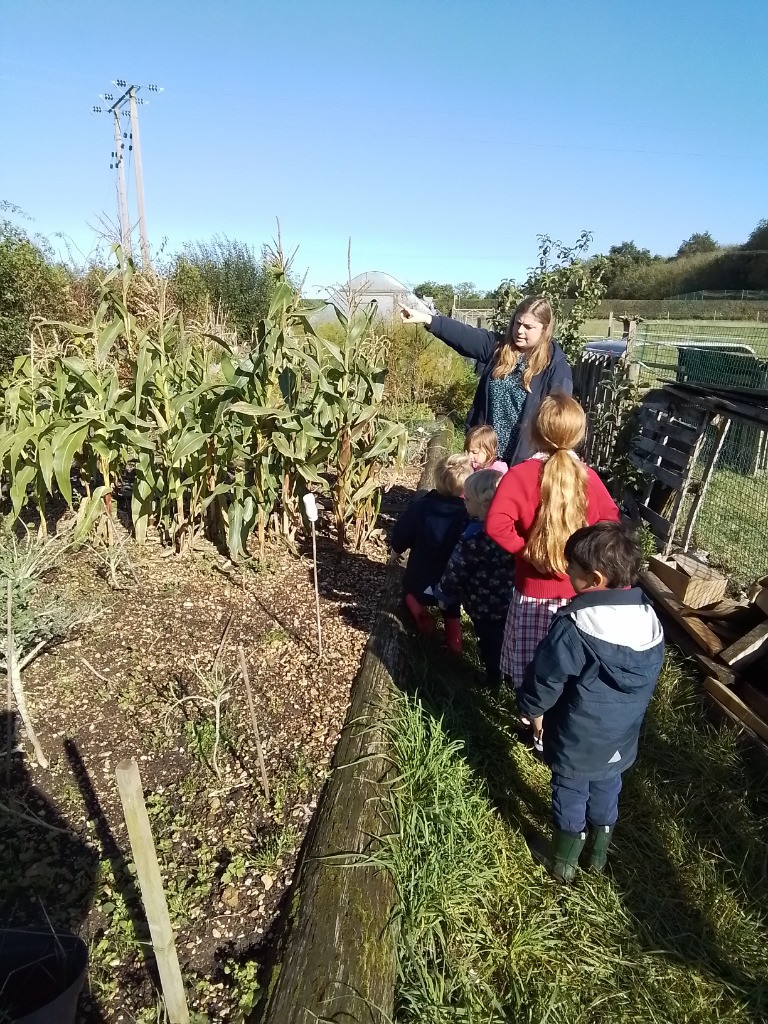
[
  {"x1": 675, "y1": 231, "x2": 719, "y2": 258},
  {"x1": 491, "y1": 231, "x2": 608, "y2": 362},
  {"x1": 0, "y1": 205, "x2": 73, "y2": 371},
  {"x1": 167, "y1": 235, "x2": 276, "y2": 340},
  {"x1": 413, "y1": 281, "x2": 493, "y2": 315},
  {"x1": 607, "y1": 240, "x2": 655, "y2": 264}
]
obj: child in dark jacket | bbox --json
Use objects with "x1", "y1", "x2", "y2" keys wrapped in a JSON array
[
  {"x1": 437, "y1": 469, "x2": 515, "y2": 687},
  {"x1": 518, "y1": 522, "x2": 664, "y2": 883},
  {"x1": 391, "y1": 453, "x2": 473, "y2": 652}
]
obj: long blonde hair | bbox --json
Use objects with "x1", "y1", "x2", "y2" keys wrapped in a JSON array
[
  {"x1": 524, "y1": 395, "x2": 588, "y2": 575},
  {"x1": 491, "y1": 296, "x2": 554, "y2": 390}
]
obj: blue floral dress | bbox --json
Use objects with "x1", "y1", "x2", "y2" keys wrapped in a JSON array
[{"x1": 487, "y1": 358, "x2": 527, "y2": 464}]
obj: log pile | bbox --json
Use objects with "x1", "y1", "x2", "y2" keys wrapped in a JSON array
[{"x1": 641, "y1": 563, "x2": 768, "y2": 746}]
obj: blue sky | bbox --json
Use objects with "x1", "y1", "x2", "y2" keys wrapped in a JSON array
[{"x1": 1, "y1": 0, "x2": 766, "y2": 297}]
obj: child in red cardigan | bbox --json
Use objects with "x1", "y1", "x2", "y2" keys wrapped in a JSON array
[{"x1": 485, "y1": 395, "x2": 619, "y2": 695}]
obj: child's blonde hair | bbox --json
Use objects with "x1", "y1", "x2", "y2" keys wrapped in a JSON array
[
  {"x1": 464, "y1": 424, "x2": 499, "y2": 464},
  {"x1": 524, "y1": 395, "x2": 588, "y2": 575},
  {"x1": 464, "y1": 469, "x2": 502, "y2": 520},
  {"x1": 433, "y1": 453, "x2": 473, "y2": 498}
]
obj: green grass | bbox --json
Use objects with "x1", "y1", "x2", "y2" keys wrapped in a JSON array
[{"x1": 383, "y1": 634, "x2": 768, "y2": 1023}]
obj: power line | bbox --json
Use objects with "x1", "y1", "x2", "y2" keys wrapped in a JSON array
[{"x1": 2, "y1": 56, "x2": 767, "y2": 143}]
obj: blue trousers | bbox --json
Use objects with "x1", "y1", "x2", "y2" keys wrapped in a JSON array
[
  {"x1": 551, "y1": 772, "x2": 623, "y2": 833},
  {"x1": 472, "y1": 617, "x2": 505, "y2": 684}
]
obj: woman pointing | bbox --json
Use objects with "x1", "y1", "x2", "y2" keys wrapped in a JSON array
[{"x1": 400, "y1": 296, "x2": 572, "y2": 467}]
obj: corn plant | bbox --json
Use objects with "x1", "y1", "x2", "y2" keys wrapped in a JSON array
[
  {"x1": 315, "y1": 304, "x2": 406, "y2": 548},
  {"x1": 0, "y1": 251, "x2": 405, "y2": 559}
]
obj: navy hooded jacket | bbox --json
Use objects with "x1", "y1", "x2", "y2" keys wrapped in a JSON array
[
  {"x1": 391, "y1": 490, "x2": 468, "y2": 601},
  {"x1": 518, "y1": 587, "x2": 665, "y2": 781},
  {"x1": 426, "y1": 315, "x2": 573, "y2": 465}
]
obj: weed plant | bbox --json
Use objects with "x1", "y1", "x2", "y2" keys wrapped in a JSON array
[{"x1": 383, "y1": 635, "x2": 768, "y2": 1023}]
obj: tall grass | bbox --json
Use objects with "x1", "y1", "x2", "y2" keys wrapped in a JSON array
[{"x1": 383, "y1": 637, "x2": 768, "y2": 1023}]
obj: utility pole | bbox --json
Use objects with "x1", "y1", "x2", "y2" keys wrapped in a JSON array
[
  {"x1": 92, "y1": 80, "x2": 162, "y2": 269},
  {"x1": 111, "y1": 107, "x2": 132, "y2": 256},
  {"x1": 128, "y1": 86, "x2": 150, "y2": 267}
]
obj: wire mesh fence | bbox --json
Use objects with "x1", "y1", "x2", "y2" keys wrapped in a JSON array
[
  {"x1": 680, "y1": 415, "x2": 768, "y2": 590},
  {"x1": 632, "y1": 321, "x2": 768, "y2": 390},
  {"x1": 574, "y1": 335, "x2": 768, "y2": 591}
]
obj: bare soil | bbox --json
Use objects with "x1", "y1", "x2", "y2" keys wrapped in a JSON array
[{"x1": 0, "y1": 469, "x2": 419, "y2": 1022}]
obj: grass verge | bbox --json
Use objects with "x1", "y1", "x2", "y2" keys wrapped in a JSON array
[{"x1": 382, "y1": 632, "x2": 768, "y2": 1023}]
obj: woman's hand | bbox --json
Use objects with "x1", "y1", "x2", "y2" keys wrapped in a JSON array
[{"x1": 398, "y1": 300, "x2": 432, "y2": 327}]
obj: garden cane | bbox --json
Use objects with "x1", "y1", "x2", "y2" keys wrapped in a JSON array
[{"x1": 302, "y1": 492, "x2": 323, "y2": 656}]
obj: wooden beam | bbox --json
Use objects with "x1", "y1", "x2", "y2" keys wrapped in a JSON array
[
  {"x1": 639, "y1": 569, "x2": 724, "y2": 657},
  {"x1": 693, "y1": 653, "x2": 737, "y2": 687},
  {"x1": 735, "y1": 682, "x2": 768, "y2": 724},
  {"x1": 628, "y1": 453, "x2": 685, "y2": 491},
  {"x1": 720, "y1": 621, "x2": 768, "y2": 669},
  {"x1": 630, "y1": 435, "x2": 691, "y2": 468},
  {"x1": 679, "y1": 415, "x2": 730, "y2": 550},
  {"x1": 703, "y1": 676, "x2": 768, "y2": 744},
  {"x1": 634, "y1": 502, "x2": 672, "y2": 539}
]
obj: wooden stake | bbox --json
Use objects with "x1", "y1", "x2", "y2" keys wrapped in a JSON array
[
  {"x1": 238, "y1": 646, "x2": 270, "y2": 804},
  {"x1": 311, "y1": 520, "x2": 323, "y2": 657},
  {"x1": 115, "y1": 758, "x2": 189, "y2": 1024}
]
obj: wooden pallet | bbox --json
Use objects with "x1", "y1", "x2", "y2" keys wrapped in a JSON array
[{"x1": 628, "y1": 390, "x2": 729, "y2": 549}]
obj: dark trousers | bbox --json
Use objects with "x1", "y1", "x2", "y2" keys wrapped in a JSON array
[
  {"x1": 472, "y1": 617, "x2": 505, "y2": 684},
  {"x1": 551, "y1": 772, "x2": 623, "y2": 833}
]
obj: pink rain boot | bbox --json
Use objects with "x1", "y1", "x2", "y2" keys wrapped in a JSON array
[
  {"x1": 444, "y1": 617, "x2": 462, "y2": 654},
  {"x1": 405, "y1": 594, "x2": 434, "y2": 634}
]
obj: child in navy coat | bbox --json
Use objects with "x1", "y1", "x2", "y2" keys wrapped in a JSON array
[
  {"x1": 391, "y1": 453, "x2": 473, "y2": 651},
  {"x1": 518, "y1": 522, "x2": 664, "y2": 883},
  {"x1": 437, "y1": 469, "x2": 515, "y2": 687}
]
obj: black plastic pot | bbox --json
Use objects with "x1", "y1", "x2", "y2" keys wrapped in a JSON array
[{"x1": 0, "y1": 929, "x2": 88, "y2": 1024}]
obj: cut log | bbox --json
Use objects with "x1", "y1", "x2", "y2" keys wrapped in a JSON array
[
  {"x1": 257, "y1": 557, "x2": 404, "y2": 1024},
  {"x1": 703, "y1": 676, "x2": 768, "y2": 744},
  {"x1": 640, "y1": 570, "x2": 724, "y2": 658},
  {"x1": 720, "y1": 621, "x2": 768, "y2": 669}
]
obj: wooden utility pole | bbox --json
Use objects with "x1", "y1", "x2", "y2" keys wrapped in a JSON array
[
  {"x1": 95, "y1": 80, "x2": 161, "y2": 268},
  {"x1": 128, "y1": 86, "x2": 151, "y2": 268},
  {"x1": 111, "y1": 108, "x2": 132, "y2": 255}
]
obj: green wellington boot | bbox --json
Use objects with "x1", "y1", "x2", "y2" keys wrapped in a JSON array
[
  {"x1": 529, "y1": 828, "x2": 586, "y2": 884},
  {"x1": 581, "y1": 824, "x2": 615, "y2": 874}
]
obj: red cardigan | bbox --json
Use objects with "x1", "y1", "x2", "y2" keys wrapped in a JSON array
[{"x1": 485, "y1": 456, "x2": 620, "y2": 600}]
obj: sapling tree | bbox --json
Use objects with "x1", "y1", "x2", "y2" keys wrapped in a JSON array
[
  {"x1": 0, "y1": 524, "x2": 99, "y2": 769},
  {"x1": 490, "y1": 231, "x2": 608, "y2": 362}
]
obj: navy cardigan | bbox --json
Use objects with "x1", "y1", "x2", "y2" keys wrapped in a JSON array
[
  {"x1": 391, "y1": 490, "x2": 468, "y2": 601},
  {"x1": 518, "y1": 588, "x2": 665, "y2": 781},
  {"x1": 427, "y1": 315, "x2": 573, "y2": 465}
]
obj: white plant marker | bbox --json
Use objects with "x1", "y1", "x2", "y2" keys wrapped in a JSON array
[{"x1": 302, "y1": 492, "x2": 323, "y2": 657}]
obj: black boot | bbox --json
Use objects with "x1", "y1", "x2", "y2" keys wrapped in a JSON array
[
  {"x1": 528, "y1": 828, "x2": 586, "y2": 884},
  {"x1": 581, "y1": 824, "x2": 615, "y2": 874}
]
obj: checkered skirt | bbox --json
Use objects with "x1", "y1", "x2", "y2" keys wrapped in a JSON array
[{"x1": 500, "y1": 591, "x2": 570, "y2": 688}]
